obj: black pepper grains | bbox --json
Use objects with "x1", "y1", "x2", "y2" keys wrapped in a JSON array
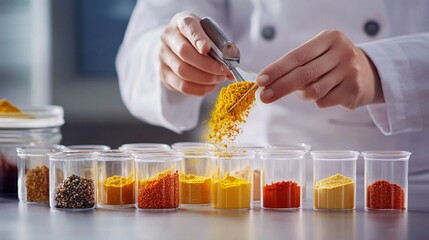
[{"x1": 55, "y1": 174, "x2": 95, "y2": 209}]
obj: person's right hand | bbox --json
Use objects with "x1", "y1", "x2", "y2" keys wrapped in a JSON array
[{"x1": 159, "y1": 12, "x2": 232, "y2": 96}]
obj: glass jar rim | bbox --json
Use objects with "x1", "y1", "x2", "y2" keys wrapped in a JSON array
[
  {"x1": 119, "y1": 143, "x2": 170, "y2": 151},
  {"x1": 133, "y1": 150, "x2": 183, "y2": 162},
  {"x1": 66, "y1": 145, "x2": 111, "y2": 151},
  {"x1": 267, "y1": 143, "x2": 311, "y2": 152},
  {"x1": 259, "y1": 149, "x2": 305, "y2": 159},
  {"x1": 361, "y1": 150, "x2": 411, "y2": 161},
  {"x1": 49, "y1": 151, "x2": 98, "y2": 161},
  {"x1": 208, "y1": 149, "x2": 256, "y2": 159},
  {"x1": 17, "y1": 145, "x2": 66, "y2": 156},
  {"x1": 0, "y1": 105, "x2": 64, "y2": 128},
  {"x1": 96, "y1": 150, "x2": 134, "y2": 161},
  {"x1": 310, "y1": 150, "x2": 359, "y2": 161}
]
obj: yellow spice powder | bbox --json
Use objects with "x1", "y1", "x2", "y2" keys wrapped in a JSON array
[
  {"x1": 212, "y1": 173, "x2": 251, "y2": 209},
  {"x1": 206, "y1": 82, "x2": 257, "y2": 149},
  {"x1": 180, "y1": 173, "x2": 211, "y2": 204},
  {"x1": 314, "y1": 173, "x2": 355, "y2": 209},
  {"x1": 98, "y1": 175, "x2": 135, "y2": 205}
]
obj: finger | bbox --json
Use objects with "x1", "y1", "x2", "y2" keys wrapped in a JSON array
[
  {"x1": 299, "y1": 67, "x2": 345, "y2": 101},
  {"x1": 160, "y1": 46, "x2": 227, "y2": 85},
  {"x1": 161, "y1": 31, "x2": 227, "y2": 75},
  {"x1": 315, "y1": 81, "x2": 354, "y2": 109},
  {"x1": 160, "y1": 62, "x2": 218, "y2": 96},
  {"x1": 259, "y1": 49, "x2": 340, "y2": 103},
  {"x1": 175, "y1": 12, "x2": 211, "y2": 54},
  {"x1": 257, "y1": 30, "x2": 336, "y2": 86}
]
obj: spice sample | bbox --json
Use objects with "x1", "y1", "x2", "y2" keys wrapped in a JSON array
[
  {"x1": 206, "y1": 82, "x2": 257, "y2": 148},
  {"x1": 180, "y1": 173, "x2": 211, "y2": 204},
  {"x1": 367, "y1": 180, "x2": 405, "y2": 209},
  {"x1": 138, "y1": 169, "x2": 179, "y2": 209},
  {"x1": 314, "y1": 173, "x2": 355, "y2": 209},
  {"x1": 25, "y1": 166, "x2": 49, "y2": 202},
  {"x1": 263, "y1": 181, "x2": 300, "y2": 208},
  {"x1": 253, "y1": 169, "x2": 261, "y2": 201},
  {"x1": 98, "y1": 175, "x2": 135, "y2": 206},
  {"x1": 0, "y1": 154, "x2": 18, "y2": 195},
  {"x1": 212, "y1": 173, "x2": 251, "y2": 209},
  {"x1": 55, "y1": 174, "x2": 95, "y2": 209}
]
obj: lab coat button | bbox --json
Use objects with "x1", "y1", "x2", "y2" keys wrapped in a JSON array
[
  {"x1": 262, "y1": 26, "x2": 276, "y2": 40},
  {"x1": 364, "y1": 20, "x2": 380, "y2": 37}
]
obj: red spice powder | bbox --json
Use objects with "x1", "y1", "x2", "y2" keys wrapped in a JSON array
[
  {"x1": 263, "y1": 180, "x2": 300, "y2": 208},
  {"x1": 138, "y1": 170, "x2": 179, "y2": 209},
  {"x1": 367, "y1": 180, "x2": 405, "y2": 209}
]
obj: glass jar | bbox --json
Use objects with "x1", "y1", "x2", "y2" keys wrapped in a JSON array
[
  {"x1": 260, "y1": 149, "x2": 304, "y2": 210},
  {"x1": 134, "y1": 151, "x2": 182, "y2": 211},
  {"x1": 17, "y1": 145, "x2": 65, "y2": 203},
  {"x1": 97, "y1": 150, "x2": 135, "y2": 208},
  {"x1": 312, "y1": 151, "x2": 358, "y2": 210},
  {"x1": 173, "y1": 142, "x2": 212, "y2": 206},
  {"x1": 268, "y1": 143, "x2": 311, "y2": 200},
  {"x1": 209, "y1": 149, "x2": 255, "y2": 210},
  {"x1": 363, "y1": 151, "x2": 411, "y2": 211},
  {"x1": 49, "y1": 152, "x2": 97, "y2": 211},
  {"x1": 0, "y1": 105, "x2": 64, "y2": 197}
]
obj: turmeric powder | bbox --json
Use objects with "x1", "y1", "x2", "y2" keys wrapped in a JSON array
[
  {"x1": 180, "y1": 173, "x2": 211, "y2": 204},
  {"x1": 212, "y1": 173, "x2": 251, "y2": 209},
  {"x1": 98, "y1": 175, "x2": 135, "y2": 206},
  {"x1": 206, "y1": 82, "x2": 257, "y2": 149},
  {"x1": 314, "y1": 173, "x2": 355, "y2": 209}
]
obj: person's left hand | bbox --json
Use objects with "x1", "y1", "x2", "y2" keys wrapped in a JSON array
[{"x1": 256, "y1": 29, "x2": 384, "y2": 110}]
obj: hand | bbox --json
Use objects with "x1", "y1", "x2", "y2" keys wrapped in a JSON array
[
  {"x1": 256, "y1": 29, "x2": 384, "y2": 110},
  {"x1": 159, "y1": 12, "x2": 232, "y2": 96}
]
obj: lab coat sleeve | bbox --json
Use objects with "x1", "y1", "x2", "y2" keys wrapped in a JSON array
[
  {"x1": 358, "y1": 33, "x2": 429, "y2": 135},
  {"x1": 116, "y1": 0, "x2": 228, "y2": 133}
]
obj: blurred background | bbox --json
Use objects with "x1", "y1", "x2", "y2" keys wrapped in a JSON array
[{"x1": 0, "y1": 0, "x2": 201, "y2": 147}]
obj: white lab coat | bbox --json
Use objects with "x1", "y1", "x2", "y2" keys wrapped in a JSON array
[{"x1": 117, "y1": 0, "x2": 429, "y2": 209}]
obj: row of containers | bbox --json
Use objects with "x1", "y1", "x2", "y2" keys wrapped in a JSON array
[{"x1": 16, "y1": 143, "x2": 411, "y2": 212}]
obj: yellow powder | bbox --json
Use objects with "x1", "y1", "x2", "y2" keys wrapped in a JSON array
[
  {"x1": 232, "y1": 166, "x2": 259, "y2": 201},
  {"x1": 98, "y1": 175, "x2": 135, "y2": 205},
  {"x1": 180, "y1": 173, "x2": 211, "y2": 204},
  {"x1": 0, "y1": 99, "x2": 33, "y2": 118},
  {"x1": 212, "y1": 173, "x2": 251, "y2": 209},
  {"x1": 206, "y1": 82, "x2": 257, "y2": 149},
  {"x1": 314, "y1": 173, "x2": 355, "y2": 209}
]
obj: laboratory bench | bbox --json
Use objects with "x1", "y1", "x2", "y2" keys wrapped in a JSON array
[{"x1": 1, "y1": 182, "x2": 428, "y2": 240}]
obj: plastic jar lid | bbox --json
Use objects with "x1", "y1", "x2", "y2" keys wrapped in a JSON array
[
  {"x1": 361, "y1": 151, "x2": 411, "y2": 161},
  {"x1": 0, "y1": 105, "x2": 64, "y2": 129},
  {"x1": 311, "y1": 150, "x2": 359, "y2": 161}
]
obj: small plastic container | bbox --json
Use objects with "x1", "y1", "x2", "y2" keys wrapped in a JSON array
[
  {"x1": 173, "y1": 142, "x2": 212, "y2": 206},
  {"x1": 66, "y1": 145, "x2": 110, "y2": 152},
  {"x1": 362, "y1": 151, "x2": 411, "y2": 211},
  {"x1": 260, "y1": 149, "x2": 304, "y2": 210},
  {"x1": 312, "y1": 151, "x2": 358, "y2": 210},
  {"x1": 17, "y1": 145, "x2": 66, "y2": 204},
  {"x1": 134, "y1": 151, "x2": 182, "y2": 211},
  {"x1": 119, "y1": 143, "x2": 170, "y2": 153},
  {"x1": 0, "y1": 105, "x2": 64, "y2": 197},
  {"x1": 209, "y1": 149, "x2": 255, "y2": 210},
  {"x1": 268, "y1": 143, "x2": 311, "y2": 200},
  {"x1": 97, "y1": 150, "x2": 135, "y2": 208},
  {"x1": 49, "y1": 152, "x2": 97, "y2": 211}
]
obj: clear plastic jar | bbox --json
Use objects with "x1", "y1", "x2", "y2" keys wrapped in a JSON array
[
  {"x1": 312, "y1": 150, "x2": 358, "y2": 210},
  {"x1": 97, "y1": 150, "x2": 135, "y2": 208},
  {"x1": 119, "y1": 143, "x2": 170, "y2": 153},
  {"x1": 66, "y1": 145, "x2": 110, "y2": 152},
  {"x1": 49, "y1": 152, "x2": 97, "y2": 211},
  {"x1": 0, "y1": 105, "x2": 64, "y2": 197},
  {"x1": 17, "y1": 145, "x2": 65, "y2": 203},
  {"x1": 260, "y1": 149, "x2": 304, "y2": 210},
  {"x1": 134, "y1": 151, "x2": 182, "y2": 211},
  {"x1": 209, "y1": 149, "x2": 255, "y2": 210},
  {"x1": 362, "y1": 151, "x2": 411, "y2": 211},
  {"x1": 173, "y1": 142, "x2": 212, "y2": 206},
  {"x1": 268, "y1": 143, "x2": 311, "y2": 200}
]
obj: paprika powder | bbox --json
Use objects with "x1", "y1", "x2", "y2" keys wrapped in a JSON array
[
  {"x1": 138, "y1": 169, "x2": 179, "y2": 209},
  {"x1": 263, "y1": 181, "x2": 300, "y2": 209},
  {"x1": 367, "y1": 180, "x2": 405, "y2": 210}
]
